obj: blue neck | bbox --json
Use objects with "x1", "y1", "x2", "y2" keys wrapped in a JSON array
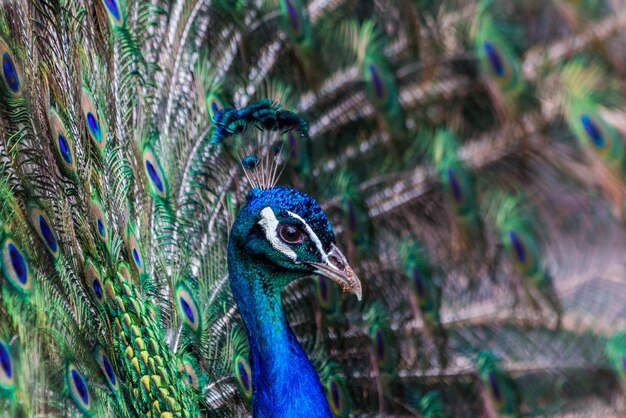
[{"x1": 228, "y1": 255, "x2": 332, "y2": 417}]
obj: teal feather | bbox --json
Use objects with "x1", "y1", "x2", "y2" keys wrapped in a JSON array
[
  {"x1": 366, "y1": 302, "x2": 396, "y2": 374},
  {"x1": 560, "y1": 60, "x2": 626, "y2": 174},
  {"x1": 430, "y1": 129, "x2": 486, "y2": 266},
  {"x1": 406, "y1": 389, "x2": 449, "y2": 418},
  {"x1": 316, "y1": 357, "x2": 351, "y2": 418},
  {"x1": 315, "y1": 274, "x2": 340, "y2": 316},
  {"x1": 491, "y1": 192, "x2": 563, "y2": 326},
  {"x1": 475, "y1": 350, "x2": 521, "y2": 418},
  {"x1": 606, "y1": 332, "x2": 626, "y2": 384},
  {"x1": 473, "y1": 0, "x2": 525, "y2": 114},
  {"x1": 349, "y1": 19, "x2": 404, "y2": 132},
  {"x1": 419, "y1": 391, "x2": 449, "y2": 418},
  {"x1": 232, "y1": 325, "x2": 253, "y2": 400},
  {"x1": 278, "y1": 0, "x2": 311, "y2": 46},
  {"x1": 400, "y1": 237, "x2": 448, "y2": 368}
]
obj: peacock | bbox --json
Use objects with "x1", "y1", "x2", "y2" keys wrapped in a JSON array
[{"x1": 4, "y1": 0, "x2": 626, "y2": 416}]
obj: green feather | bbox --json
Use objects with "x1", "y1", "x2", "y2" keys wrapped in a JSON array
[
  {"x1": 473, "y1": 1, "x2": 524, "y2": 100},
  {"x1": 475, "y1": 350, "x2": 521, "y2": 418}
]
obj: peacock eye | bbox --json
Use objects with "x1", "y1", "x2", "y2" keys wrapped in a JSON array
[{"x1": 277, "y1": 224, "x2": 306, "y2": 244}]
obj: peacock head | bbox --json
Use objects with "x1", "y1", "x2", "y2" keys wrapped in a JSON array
[{"x1": 229, "y1": 186, "x2": 362, "y2": 300}]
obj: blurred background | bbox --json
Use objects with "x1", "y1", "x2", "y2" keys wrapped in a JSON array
[{"x1": 264, "y1": 0, "x2": 626, "y2": 416}]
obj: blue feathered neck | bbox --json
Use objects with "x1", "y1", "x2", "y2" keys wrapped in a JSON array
[{"x1": 228, "y1": 187, "x2": 332, "y2": 417}]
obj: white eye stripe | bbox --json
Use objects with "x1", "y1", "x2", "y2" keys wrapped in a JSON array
[
  {"x1": 258, "y1": 207, "x2": 330, "y2": 264},
  {"x1": 287, "y1": 211, "x2": 328, "y2": 263},
  {"x1": 258, "y1": 207, "x2": 297, "y2": 261}
]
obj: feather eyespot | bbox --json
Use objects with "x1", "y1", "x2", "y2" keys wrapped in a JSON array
[
  {"x1": 277, "y1": 224, "x2": 306, "y2": 244},
  {"x1": 85, "y1": 261, "x2": 106, "y2": 304},
  {"x1": 362, "y1": 59, "x2": 395, "y2": 112},
  {"x1": 412, "y1": 267, "x2": 426, "y2": 299},
  {"x1": 96, "y1": 348, "x2": 119, "y2": 393},
  {"x1": 81, "y1": 89, "x2": 107, "y2": 151},
  {"x1": 506, "y1": 229, "x2": 538, "y2": 276},
  {"x1": 368, "y1": 64, "x2": 386, "y2": 100},
  {"x1": 483, "y1": 42, "x2": 505, "y2": 77},
  {"x1": 146, "y1": 161, "x2": 162, "y2": 190},
  {"x1": 66, "y1": 363, "x2": 91, "y2": 413},
  {"x1": 508, "y1": 230, "x2": 526, "y2": 263},
  {"x1": 330, "y1": 380, "x2": 341, "y2": 408},
  {"x1": 102, "y1": 355, "x2": 115, "y2": 385},
  {"x1": 206, "y1": 93, "x2": 223, "y2": 121},
  {"x1": 179, "y1": 360, "x2": 200, "y2": 389},
  {"x1": 319, "y1": 275, "x2": 328, "y2": 299},
  {"x1": 127, "y1": 227, "x2": 145, "y2": 274},
  {"x1": 447, "y1": 169, "x2": 463, "y2": 204},
  {"x1": 0, "y1": 340, "x2": 15, "y2": 391},
  {"x1": 49, "y1": 108, "x2": 77, "y2": 172},
  {"x1": 101, "y1": 0, "x2": 123, "y2": 25},
  {"x1": 234, "y1": 355, "x2": 252, "y2": 398},
  {"x1": 142, "y1": 147, "x2": 169, "y2": 199},
  {"x1": 580, "y1": 114, "x2": 606, "y2": 149},
  {"x1": 326, "y1": 378, "x2": 348, "y2": 417},
  {"x1": 0, "y1": 39, "x2": 21, "y2": 97},
  {"x1": 90, "y1": 200, "x2": 109, "y2": 245},
  {"x1": 133, "y1": 248, "x2": 141, "y2": 266},
  {"x1": 316, "y1": 275, "x2": 330, "y2": 307},
  {"x1": 374, "y1": 328, "x2": 385, "y2": 361},
  {"x1": 8, "y1": 245, "x2": 26, "y2": 284},
  {"x1": 283, "y1": 0, "x2": 301, "y2": 35},
  {"x1": 2, "y1": 52, "x2": 19, "y2": 93},
  {"x1": 487, "y1": 372, "x2": 502, "y2": 402},
  {"x1": 58, "y1": 134, "x2": 72, "y2": 163},
  {"x1": 480, "y1": 39, "x2": 520, "y2": 92},
  {"x1": 370, "y1": 326, "x2": 391, "y2": 370},
  {"x1": 39, "y1": 217, "x2": 56, "y2": 250},
  {"x1": 28, "y1": 206, "x2": 60, "y2": 258},
  {"x1": 87, "y1": 113, "x2": 101, "y2": 140},
  {"x1": 117, "y1": 261, "x2": 131, "y2": 285},
  {"x1": 1, "y1": 236, "x2": 33, "y2": 293},
  {"x1": 181, "y1": 297, "x2": 194, "y2": 321},
  {"x1": 175, "y1": 285, "x2": 201, "y2": 331}
]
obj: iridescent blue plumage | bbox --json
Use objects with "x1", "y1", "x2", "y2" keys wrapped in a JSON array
[
  {"x1": 102, "y1": 354, "x2": 115, "y2": 385},
  {"x1": 1, "y1": 52, "x2": 19, "y2": 93},
  {"x1": 1, "y1": 236, "x2": 33, "y2": 293},
  {"x1": 57, "y1": 134, "x2": 71, "y2": 164},
  {"x1": 175, "y1": 284, "x2": 201, "y2": 332},
  {"x1": 0, "y1": 339, "x2": 13, "y2": 395},
  {"x1": 103, "y1": 0, "x2": 121, "y2": 21},
  {"x1": 67, "y1": 364, "x2": 91, "y2": 414},
  {"x1": 7, "y1": 246, "x2": 24, "y2": 285},
  {"x1": 228, "y1": 187, "x2": 361, "y2": 417},
  {"x1": 0, "y1": 345, "x2": 10, "y2": 378},
  {"x1": 580, "y1": 114, "x2": 604, "y2": 147}
]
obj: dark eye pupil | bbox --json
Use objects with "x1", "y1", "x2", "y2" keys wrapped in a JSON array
[{"x1": 279, "y1": 225, "x2": 303, "y2": 243}]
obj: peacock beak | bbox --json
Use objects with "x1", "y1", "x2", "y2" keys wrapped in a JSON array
[{"x1": 306, "y1": 244, "x2": 362, "y2": 301}]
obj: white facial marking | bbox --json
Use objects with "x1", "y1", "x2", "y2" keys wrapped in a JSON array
[
  {"x1": 258, "y1": 207, "x2": 297, "y2": 261},
  {"x1": 287, "y1": 211, "x2": 328, "y2": 263}
]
